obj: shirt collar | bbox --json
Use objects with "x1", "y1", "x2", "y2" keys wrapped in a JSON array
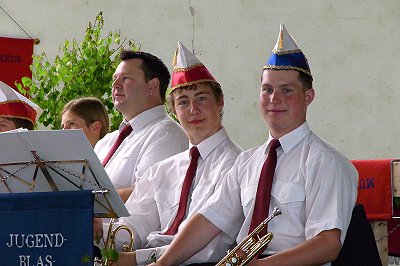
[
  {"x1": 189, "y1": 127, "x2": 228, "y2": 160},
  {"x1": 119, "y1": 105, "x2": 166, "y2": 133},
  {"x1": 266, "y1": 122, "x2": 311, "y2": 154}
]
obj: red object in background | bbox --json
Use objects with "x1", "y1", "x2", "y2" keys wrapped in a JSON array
[
  {"x1": 353, "y1": 159, "x2": 393, "y2": 220},
  {"x1": 0, "y1": 37, "x2": 34, "y2": 90},
  {"x1": 388, "y1": 205, "x2": 400, "y2": 256}
]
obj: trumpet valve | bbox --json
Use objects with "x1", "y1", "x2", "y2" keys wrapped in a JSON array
[{"x1": 224, "y1": 254, "x2": 241, "y2": 266}]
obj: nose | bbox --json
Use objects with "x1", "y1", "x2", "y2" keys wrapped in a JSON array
[
  {"x1": 112, "y1": 77, "x2": 122, "y2": 89},
  {"x1": 269, "y1": 91, "x2": 281, "y2": 103},
  {"x1": 189, "y1": 101, "x2": 200, "y2": 114}
]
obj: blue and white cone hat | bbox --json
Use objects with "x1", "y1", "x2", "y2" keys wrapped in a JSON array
[{"x1": 264, "y1": 24, "x2": 312, "y2": 79}]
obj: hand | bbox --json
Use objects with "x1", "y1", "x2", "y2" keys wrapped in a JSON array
[
  {"x1": 246, "y1": 258, "x2": 261, "y2": 266},
  {"x1": 110, "y1": 252, "x2": 136, "y2": 266},
  {"x1": 148, "y1": 262, "x2": 165, "y2": 266},
  {"x1": 93, "y1": 218, "x2": 103, "y2": 243}
]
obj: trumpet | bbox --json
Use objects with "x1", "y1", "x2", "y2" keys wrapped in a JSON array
[
  {"x1": 94, "y1": 218, "x2": 135, "y2": 266},
  {"x1": 216, "y1": 207, "x2": 282, "y2": 266}
]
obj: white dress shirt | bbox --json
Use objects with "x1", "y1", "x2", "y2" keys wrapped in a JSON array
[
  {"x1": 107, "y1": 127, "x2": 242, "y2": 265},
  {"x1": 200, "y1": 122, "x2": 358, "y2": 265},
  {"x1": 94, "y1": 106, "x2": 188, "y2": 189}
]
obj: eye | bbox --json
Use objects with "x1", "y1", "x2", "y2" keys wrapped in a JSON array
[
  {"x1": 282, "y1": 88, "x2": 292, "y2": 94},
  {"x1": 262, "y1": 87, "x2": 273, "y2": 94},
  {"x1": 177, "y1": 100, "x2": 188, "y2": 106},
  {"x1": 198, "y1": 96, "x2": 207, "y2": 101}
]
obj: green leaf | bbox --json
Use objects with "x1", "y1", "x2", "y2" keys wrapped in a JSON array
[
  {"x1": 394, "y1": 197, "x2": 400, "y2": 208},
  {"x1": 14, "y1": 11, "x2": 138, "y2": 129},
  {"x1": 100, "y1": 248, "x2": 119, "y2": 262},
  {"x1": 80, "y1": 254, "x2": 91, "y2": 264}
]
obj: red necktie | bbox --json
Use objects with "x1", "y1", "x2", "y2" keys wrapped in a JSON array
[
  {"x1": 102, "y1": 124, "x2": 133, "y2": 167},
  {"x1": 249, "y1": 139, "x2": 281, "y2": 236},
  {"x1": 164, "y1": 146, "x2": 200, "y2": 235}
]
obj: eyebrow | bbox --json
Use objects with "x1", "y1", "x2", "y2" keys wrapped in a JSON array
[
  {"x1": 261, "y1": 83, "x2": 294, "y2": 87},
  {"x1": 176, "y1": 90, "x2": 210, "y2": 101},
  {"x1": 176, "y1": 95, "x2": 188, "y2": 101},
  {"x1": 113, "y1": 72, "x2": 129, "y2": 78},
  {"x1": 194, "y1": 91, "x2": 210, "y2": 96}
]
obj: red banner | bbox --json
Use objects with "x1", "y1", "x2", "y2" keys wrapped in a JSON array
[
  {"x1": 0, "y1": 37, "x2": 34, "y2": 90},
  {"x1": 353, "y1": 159, "x2": 393, "y2": 221}
]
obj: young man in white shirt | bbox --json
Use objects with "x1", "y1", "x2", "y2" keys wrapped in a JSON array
[
  {"x1": 146, "y1": 25, "x2": 358, "y2": 266},
  {"x1": 94, "y1": 50, "x2": 188, "y2": 202},
  {"x1": 97, "y1": 41, "x2": 242, "y2": 266}
]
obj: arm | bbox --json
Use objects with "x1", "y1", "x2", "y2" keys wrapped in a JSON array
[
  {"x1": 249, "y1": 229, "x2": 341, "y2": 266},
  {"x1": 93, "y1": 217, "x2": 103, "y2": 243},
  {"x1": 110, "y1": 215, "x2": 221, "y2": 266},
  {"x1": 155, "y1": 214, "x2": 221, "y2": 266},
  {"x1": 118, "y1": 187, "x2": 134, "y2": 203}
]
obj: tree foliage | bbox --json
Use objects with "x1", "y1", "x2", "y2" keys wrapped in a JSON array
[{"x1": 16, "y1": 11, "x2": 138, "y2": 130}]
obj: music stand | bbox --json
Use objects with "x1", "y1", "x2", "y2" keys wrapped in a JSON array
[{"x1": 0, "y1": 129, "x2": 129, "y2": 218}]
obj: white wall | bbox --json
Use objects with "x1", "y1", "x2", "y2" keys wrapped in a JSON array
[{"x1": 1, "y1": 0, "x2": 399, "y2": 159}]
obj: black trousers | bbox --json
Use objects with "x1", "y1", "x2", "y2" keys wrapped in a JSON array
[{"x1": 93, "y1": 245, "x2": 102, "y2": 259}]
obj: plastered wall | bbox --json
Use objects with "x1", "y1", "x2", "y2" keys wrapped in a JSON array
[{"x1": 1, "y1": 0, "x2": 399, "y2": 159}]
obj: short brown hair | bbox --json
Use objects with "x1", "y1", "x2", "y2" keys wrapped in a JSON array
[
  {"x1": 62, "y1": 97, "x2": 110, "y2": 139},
  {"x1": 298, "y1": 71, "x2": 313, "y2": 91}
]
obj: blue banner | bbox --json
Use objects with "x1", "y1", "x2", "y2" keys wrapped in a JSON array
[{"x1": 0, "y1": 190, "x2": 93, "y2": 266}]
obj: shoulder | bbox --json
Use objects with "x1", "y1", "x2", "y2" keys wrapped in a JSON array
[
  {"x1": 146, "y1": 150, "x2": 187, "y2": 182},
  {"x1": 94, "y1": 130, "x2": 118, "y2": 149},
  {"x1": 218, "y1": 136, "x2": 243, "y2": 156},
  {"x1": 304, "y1": 132, "x2": 357, "y2": 175},
  {"x1": 235, "y1": 144, "x2": 264, "y2": 163},
  {"x1": 306, "y1": 132, "x2": 348, "y2": 159},
  {"x1": 150, "y1": 115, "x2": 186, "y2": 136}
]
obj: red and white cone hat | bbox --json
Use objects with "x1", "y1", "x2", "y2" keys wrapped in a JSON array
[
  {"x1": 0, "y1": 81, "x2": 42, "y2": 124},
  {"x1": 171, "y1": 41, "x2": 219, "y2": 91}
]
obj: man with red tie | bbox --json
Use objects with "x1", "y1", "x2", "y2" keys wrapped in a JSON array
[
  {"x1": 94, "y1": 50, "x2": 188, "y2": 202},
  {"x1": 97, "y1": 41, "x2": 242, "y2": 265},
  {"x1": 146, "y1": 25, "x2": 358, "y2": 266}
]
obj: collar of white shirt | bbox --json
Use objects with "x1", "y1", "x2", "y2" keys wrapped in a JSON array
[
  {"x1": 188, "y1": 127, "x2": 228, "y2": 161},
  {"x1": 267, "y1": 121, "x2": 311, "y2": 154},
  {"x1": 119, "y1": 105, "x2": 166, "y2": 133}
]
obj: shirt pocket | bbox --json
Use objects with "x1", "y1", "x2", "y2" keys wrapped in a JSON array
[
  {"x1": 240, "y1": 184, "x2": 257, "y2": 217},
  {"x1": 154, "y1": 189, "x2": 180, "y2": 227},
  {"x1": 270, "y1": 181, "x2": 306, "y2": 234}
]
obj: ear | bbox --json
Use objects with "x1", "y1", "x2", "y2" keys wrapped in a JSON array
[
  {"x1": 305, "y1": 88, "x2": 315, "y2": 106},
  {"x1": 217, "y1": 94, "x2": 225, "y2": 110},
  {"x1": 148, "y1": 78, "x2": 160, "y2": 96},
  {"x1": 89, "y1": 121, "x2": 102, "y2": 133}
]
